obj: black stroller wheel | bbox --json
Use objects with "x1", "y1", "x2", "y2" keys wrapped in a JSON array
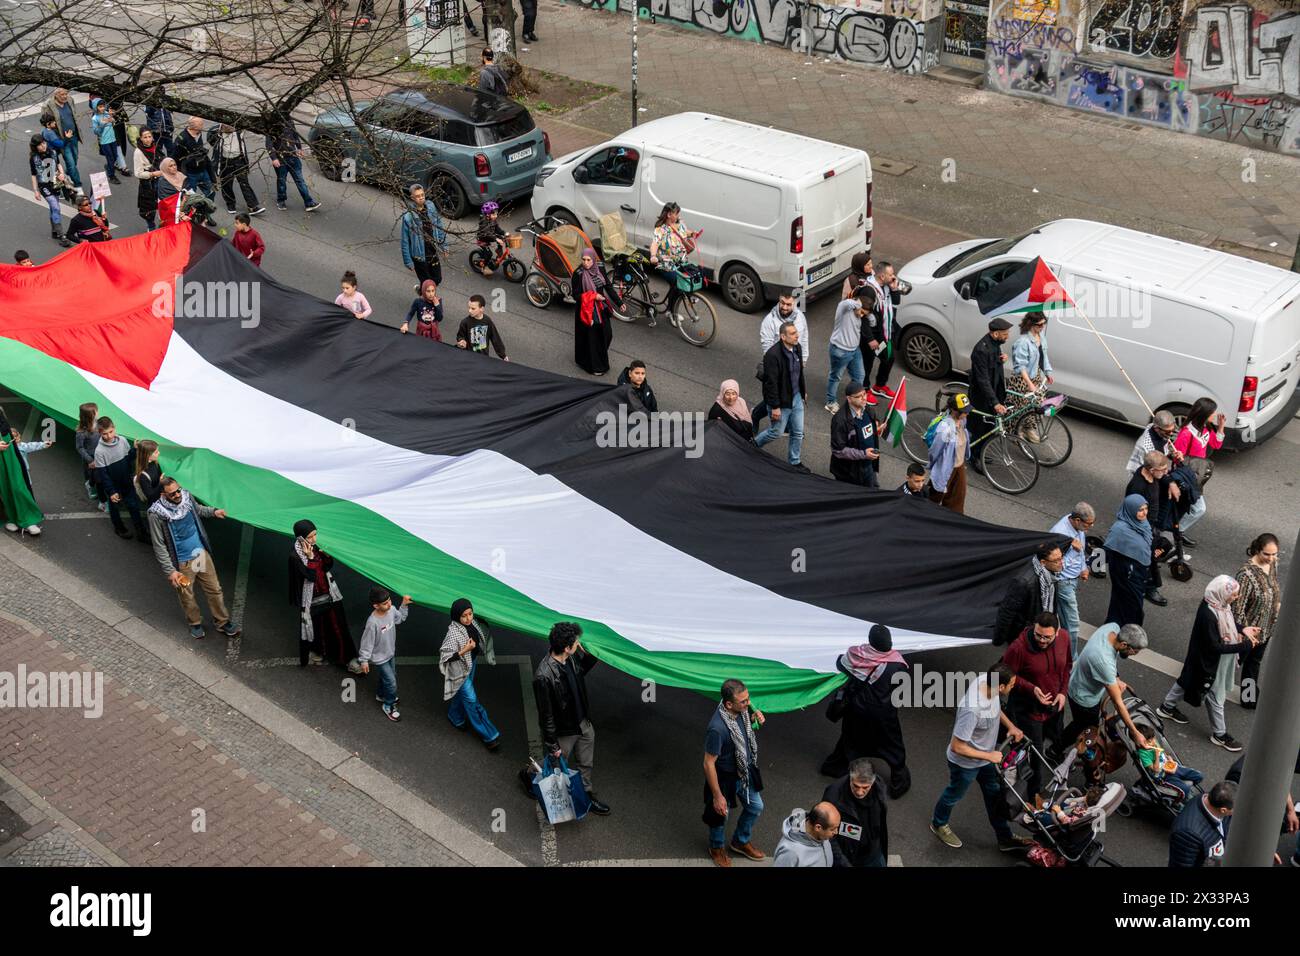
[
  {"x1": 1170, "y1": 560, "x2": 1193, "y2": 583},
  {"x1": 1115, "y1": 798, "x2": 1134, "y2": 818}
]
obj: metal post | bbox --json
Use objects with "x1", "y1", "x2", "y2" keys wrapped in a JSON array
[
  {"x1": 1224, "y1": 526, "x2": 1300, "y2": 866},
  {"x1": 631, "y1": 2, "x2": 639, "y2": 128}
]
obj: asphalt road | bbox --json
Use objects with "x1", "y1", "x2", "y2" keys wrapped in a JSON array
[{"x1": 2, "y1": 86, "x2": 1298, "y2": 866}]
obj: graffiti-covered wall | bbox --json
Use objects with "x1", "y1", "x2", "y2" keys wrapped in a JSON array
[
  {"x1": 588, "y1": 0, "x2": 943, "y2": 74},
  {"x1": 985, "y1": 0, "x2": 1300, "y2": 155}
]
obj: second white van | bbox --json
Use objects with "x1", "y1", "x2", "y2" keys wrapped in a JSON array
[
  {"x1": 530, "y1": 112, "x2": 872, "y2": 313},
  {"x1": 895, "y1": 219, "x2": 1300, "y2": 448}
]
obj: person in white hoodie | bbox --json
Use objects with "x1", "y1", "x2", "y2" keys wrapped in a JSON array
[
  {"x1": 755, "y1": 292, "x2": 809, "y2": 425},
  {"x1": 771, "y1": 802, "x2": 840, "y2": 867}
]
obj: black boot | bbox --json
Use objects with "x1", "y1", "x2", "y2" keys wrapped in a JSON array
[{"x1": 53, "y1": 228, "x2": 71, "y2": 248}]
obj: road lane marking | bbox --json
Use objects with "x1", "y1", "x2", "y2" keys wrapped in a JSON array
[{"x1": 0, "y1": 183, "x2": 117, "y2": 227}]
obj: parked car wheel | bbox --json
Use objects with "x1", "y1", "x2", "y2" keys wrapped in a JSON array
[
  {"x1": 314, "y1": 138, "x2": 345, "y2": 182},
  {"x1": 1155, "y1": 402, "x2": 1192, "y2": 430},
  {"x1": 429, "y1": 175, "x2": 468, "y2": 219},
  {"x1": 547, "y1": 207, "x2": 579, "y2": 227},
  {"x1": 720, "y1": 263, "x2": 764, "y2": 313},
  {"x1": 899, "y1": 324, "x2": 952, "y2": 379}
]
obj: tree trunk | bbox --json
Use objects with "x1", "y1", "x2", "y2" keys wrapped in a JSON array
[{"x1": 480, "y1": 0, "x2": 517, "y2": 59}]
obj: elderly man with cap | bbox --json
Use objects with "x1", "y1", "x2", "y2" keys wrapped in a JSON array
[
  {"x1": 829, "y1": 382, "x2": 881, "y2": 487},
  {"x1": 928, "y1": 391, "x2": 972, "y2": 514},
  {"x1": 288, "y1": 518, "x2": 362, "y2": 671},
  {"x1": 821, "y1": 625, "x2": 911, "y2": 798},
  {"x1": 440, "y1": 597, "x2": 501, "y2": 751},
  {"x1": 968, "y1": 317, "x2": 1013, "y2": 464}
]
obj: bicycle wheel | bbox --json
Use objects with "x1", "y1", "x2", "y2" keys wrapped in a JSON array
[
  {"x1": 502, "y1": 257, "x2": 527, "y2": 284},
  {"x1": 468, "y1": 248, "x2": 491, "y2": 275},
  {"x1": 610, "y1": 278, "x2": 648, "y2": 322},
  {"x1": 674, "y1": 292, "x2": 718, "y2": 347},
  {"x1": 901, "y1": 411, "x2": 935, "y2": 465},
  {"x1": 980, "y1": 433, "x2": 1039, "y2": 495},
  {"x1": 1024, "y1": 412, "x2": 1073, "y2": 467}
]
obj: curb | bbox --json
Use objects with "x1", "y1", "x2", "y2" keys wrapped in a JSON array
[{"x1": 0, "y1": 535, "x2": 521, "y2": 867}]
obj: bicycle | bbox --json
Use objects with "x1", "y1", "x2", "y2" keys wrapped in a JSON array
[
  {"x1": 606, "y1": 249, "x2": 718, "y2": 348},
  {"x1": 900, "y1": 383, "x2": 1050, "y2": 495},
  {"x1": 468, "y1": 235, "x2": 526, "y2": 284}
]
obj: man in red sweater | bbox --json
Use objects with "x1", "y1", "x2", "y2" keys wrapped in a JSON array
[
  {"x1": 231, "y1": 213, "x2": 264, "y2": 267},
  {"x1": 1002, "y1": 611, "x2": 1072, "y2": 798}
]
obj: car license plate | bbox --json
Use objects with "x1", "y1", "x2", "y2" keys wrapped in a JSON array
[
  {"x1": 506, "y1": 145, "x2": 534, "y2": 163},
  {"x1": 808, "y1": 261, "x2": 834, "y2": 285}
]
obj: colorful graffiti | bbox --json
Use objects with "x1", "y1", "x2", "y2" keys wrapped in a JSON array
[
  {"x1": 987, "y1": 0, "x2": 1300, "y2": 155},
  {"x1": 590, "y1": 0, "x2": 942, "y2": 73}
]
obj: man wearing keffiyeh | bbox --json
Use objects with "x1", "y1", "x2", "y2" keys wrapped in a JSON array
[
  {"x1": 993, "y1": 541, "x2": 1064, "y2": 646},
  {"x1": 703, "y1": 679, "x2": 767, "y2": 867},
  {"x1": 146, "y1": 477, "x2": 240, "y2": 640}
]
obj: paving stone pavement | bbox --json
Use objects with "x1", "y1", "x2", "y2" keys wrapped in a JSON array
[
  {"x1": 0, "y1": 551, "x2": 486, "y2": 866},
  {"x1": 521, "y1": 0, "x2": 1300, "y2": 262}
]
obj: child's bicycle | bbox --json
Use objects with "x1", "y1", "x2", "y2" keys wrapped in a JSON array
[
  {"x1": 468, "y1": 235, "x2": 526, "y2": 283},
  {"x1": 899, "y1": 382, "x2": 1072, "y2": 495}
]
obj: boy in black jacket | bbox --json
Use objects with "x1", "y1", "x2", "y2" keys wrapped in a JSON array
[
  {"x1": 616, "y1": 360, "x2": 657, "y2": 412},
  {"x1": 456, "y1": 294, "x2": 509, "y2": 360}
]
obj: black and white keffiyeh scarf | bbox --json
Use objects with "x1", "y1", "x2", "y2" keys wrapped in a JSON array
[
  {"x1": 1032, "y1": 556, "x2": 1056, "y2": 613},
  {"x1": 717, "y1": 702, "x2": 759, "y2": 795},
  {"x1": 293, "y1": 537, "x2": 342, "y2": 644},
  {"x1": 149, "y1": 488, "x2": 195, "y2": 521}
]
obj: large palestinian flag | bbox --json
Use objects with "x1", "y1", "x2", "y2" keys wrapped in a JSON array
[
  {"x1": 977, "y1": 257, "x2": 1074, "y2": 319},
  {"x1": 0, "y1": 225, "x2": 1064, "y2": 711}
]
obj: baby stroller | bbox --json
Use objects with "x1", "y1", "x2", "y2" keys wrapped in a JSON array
[
  {"x1": 1108, "y1": 694, "x2": 1202, "y2": 823},
  {"x1": 998, "y1": 738, "x2": 1125, "y2": 867},
  {"x1": 522, "y1": 215, "x2": 597, "y2": 310}
]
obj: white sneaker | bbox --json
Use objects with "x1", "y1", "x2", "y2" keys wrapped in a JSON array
[
  {"x1": 824, "y1": 401, "x2": 839, "y2": 413},
  {"x1": 23, "y1": 525, "x2": 41, "y2": 536},
  {"x1": 4, "y1": 523, "x2": 18, "y2": 532},
  {"x1": 308, "y1": 652, "x2": 325, "y2": 665}
]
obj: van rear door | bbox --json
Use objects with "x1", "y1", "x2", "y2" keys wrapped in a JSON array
[
  {"x1": 1246, "y1": 288, "x2": 1300, "y2": 431},
  {"x1": 799, "y1": 155, "x2": 868, "y2": 296}
]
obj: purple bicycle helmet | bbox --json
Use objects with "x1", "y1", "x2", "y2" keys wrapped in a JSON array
[{"x1": 481, "y1": 201, "x2": 500, "y2": 215}]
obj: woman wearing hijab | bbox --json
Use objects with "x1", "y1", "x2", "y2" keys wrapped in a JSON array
[
  {"x1": 287, "y1": 520, "x2": 361, "y2": 672},
  {"x1": 707, "y1": 379, "x2": 755, "y2": 441},
  {"x1": 439, "y1": 598, "x2": 500, "y2": 750},
  {"x1": 155, "y1": 157, "x2": 189, "y2": 226},
  {"x1": 1103, "y1": 494, "x2": 1160, "y2": 627},
  {"x1": 820, "y1": 625, "x2": 911, "y2": 798},
  {"x1": 841, "y1": 251, "x2": 873, "y2": 300},
  {"x1": 1158, "y1": 575, "x2": 1260, "y2": 752},
  {"x1": 572, "y1": 248, "x2": 614, "y2": 375},
  {"x1": 132, "y1": 127, "x2": 166, "y2": 231}
]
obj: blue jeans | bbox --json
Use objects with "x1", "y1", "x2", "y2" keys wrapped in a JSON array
[
  {"x1": 1056, "y1": 575, "x2": 1081, "y2": 656},
  {"x1": 99, "y1": 142, "x2": 117, "y2": 178},
  {"x1": 1161, "y1": 765, "x2": 1204, "y2": 799},
  {"x1": 41, "y1": 193, "x2": 61, "y2": 227},
  {"x1": 374, "y1": 658, "x2": 397, "y2": 708},
  {"x1": 186, "y1": 168, "x2": 215, "y2": 199},
  {"x1": 708, "y1": 778, "x2": 763, "y2": 849},
  {"x1": 1181, "y1": 494, "x2": 1206, "y2": 532},
  {"x1": 932, "y1": 760, "x2": 1012, "y2": 840},
  {"x1": 754, "y1": 392, "x2": 805, "y2": 465},
  {"x1": 448, "y1": 660, "x2": 499, "y2": 743},
  {"x1": 61, "y1": 141, "x2": 81, "y2": 188},
  {"x1": 826, "y1": 344, "x2": 866, "y2": 405},
  {"x1": 274, "y1": 155, "x2": 315, "y2": 206}
]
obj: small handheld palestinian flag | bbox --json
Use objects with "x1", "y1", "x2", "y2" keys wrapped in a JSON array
[
  {"x1": 884, "y1": 377, "x2": 908, "y2": 447},
  {"x1": 977, "y1": 257, "x2": 1074, "y2": 318}
]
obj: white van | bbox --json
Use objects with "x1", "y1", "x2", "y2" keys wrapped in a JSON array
[
  {"x1": 530, "y1": 112, "x2": 872, "y2": 313},
  {"x1": 895, "y1": 219, "x2": 1300, "y2": 448}
]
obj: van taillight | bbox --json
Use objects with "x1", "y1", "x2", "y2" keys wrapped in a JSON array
[
  {"x1": 791, "y1": 216, "x2": 803, "y2": 255},
  {"x1": 474, "y1": 153, "x2": 491, "y2": 177},
  {"x1": 542, "y1": 131, "x2": 551, "y2": 155},
  {"x1": 1239, "y1": 376, "x2": 1258, "y2": 412},
  {"x1": 867, "y1": 181, "x2": 873, "y2": 219}
]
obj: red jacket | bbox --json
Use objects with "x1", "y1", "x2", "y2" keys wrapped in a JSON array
[
  {"x1": 232, "y1": 227, "x2": 264, "y2": 267},
  {"x1": 1002, "y1": 626, "x2": 1072, "y2": 722}
]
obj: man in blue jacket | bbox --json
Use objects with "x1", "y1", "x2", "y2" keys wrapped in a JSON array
[
  {"x1": 1169, "y1": 780, "x2": 1234, "y2": 866},
  {"x1": 400, "y1": 183, "x2": 447, "y2": 289}
]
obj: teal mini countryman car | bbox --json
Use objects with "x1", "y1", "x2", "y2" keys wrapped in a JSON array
[{"x1": 308, "y1": 85, "x2": 550, "y2": 218}]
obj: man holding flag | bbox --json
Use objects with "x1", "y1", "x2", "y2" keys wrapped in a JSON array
[
  {"x1": 862, "y1": 262, "x2": 900, "y2": 403},
  {"x1": 829, "y1": 383, "x2": 880, "y2": 487}
]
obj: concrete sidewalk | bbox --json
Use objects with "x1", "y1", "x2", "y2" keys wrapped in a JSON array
[
  {"x1": 520, "y1": 0, "x2": 1300, "y2": 265},
  {"x1": 0, "y1": 538, "x2": 520, "y2": 867}
]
